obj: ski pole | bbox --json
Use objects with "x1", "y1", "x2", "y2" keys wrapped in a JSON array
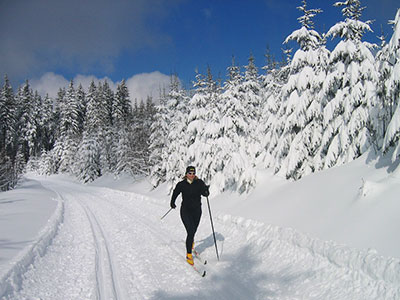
[
  {"x1": 206, "y1": 196, "x2": 220, "y2": 261},
  {"x1": 161, "y1": 208, "x2": 173, "y2": 220}
]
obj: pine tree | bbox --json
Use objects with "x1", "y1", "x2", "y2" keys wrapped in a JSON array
[
  {"x1": 76, "y1": 132, "x2": 101, "y2": 183},
  {"x1": 113, "y1": 79, "x2": 132, "y2": 127},
  {"x1": 76, "y1": 84, "x2": 86, "y2": 133},
  {"x1": 115, "y1": 127, "x2": 133, "y2": 175},
  {"x1": 15, "y1": 80, "x2": 36, "y2": 162},
  {"x1": 274, "y1": 0, "x2": 329, "y2": 179},
  {"x1": 30, "y1": 91, "x2": 44, "y2": 157},
  {"x1": 0, "y1": 149, "x2": 14, "y2": 191},
  {"x1": 97, "y1": 80, "x2": 114, "y2": 127},
  {"x1": 185, "y1": 67, "x2": 221, "y2": 186},
  {"x1": 0, "y1": 75, "x2": 16, "y2": 157},
  {"x1": 163, "y1": 76, "x2": 191, "y2": 191},
  {"x1": 382, "y1": 9, "x2": 400, "y2": 161},
  {"x1": 209, "y1": 58, "x2": 256, "y2": 192},
  {"x1": 262, "y1": 49, "x2": 292, "y2": 170},
  {"x1": 149, "y1": 78, "x2": 173, "y2": 186},
  {"x1": 57, "y1": 80, "x2": 82, "y2": 174},
  {"x1": 320, "y1": 0, "x2": 377, "y2": 169},
  {"x1": 113, "y1": 79, "x2": 134, "y2": 176},
  {"x1": 40, "y1": 94, "x2": 55, "y2": 152},
  {"x1": 97, "y1": 81, "x2": 116, "y2": 172},
  {"x1": 59, "y1": 80, "x2": 82, "y2": 138},
  {"x1": 373, "y1": 27, "x2": 391, "y2": 148},
  {"x1": 130, "y1": 96, "x2": 156, "y2": 176},
  {"x1": 242, "y1": 54, "x2": 263, "y2": 161}
]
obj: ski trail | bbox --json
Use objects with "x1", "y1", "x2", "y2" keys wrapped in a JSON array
[
  {"x1": 78, "y1": 200, "x2": 124, "y2": 300},
  {"x1": 4, "y1": 177, "x2": 400, "y2": 300},
  {"x1": 5, "y1": 192, "x2": 97, "y2": 300},
  {"x1": 79, "y1": 188, "x2": 199, "y2": 298}
]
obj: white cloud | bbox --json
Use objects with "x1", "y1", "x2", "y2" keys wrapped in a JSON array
[
  {"x1": 30, "y1": 71, "x2": 173, "y2": 104},
  {"x1": 30, "y1": 72, "x2": 69, "y2": 99},
  {"x1": 126, "y1": 71, "x2": 171, "y2": 103}
]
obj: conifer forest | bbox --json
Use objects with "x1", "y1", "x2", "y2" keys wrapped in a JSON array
[{"x1": 1, "y1": 1, "x2": 400, "y2": 194}]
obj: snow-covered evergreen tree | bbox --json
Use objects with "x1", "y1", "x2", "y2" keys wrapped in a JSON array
[
  {"x1": 373, "y1": 28, "x2": 391, "y2": 148},
  {"x1": 59, "y1": 80, "x2": 81, "y2": 139},
  {"x1": 185, "y1": 68, "x2": 222, "y2": 187},
  {"x1": 163, "y1": 77, "x2": 191, "y2": 191},
  {"x1": 96, "y1": 81, "x2": 116, "y2": 172},
  {"x1": 241, "y1": 54, "x2": 263, "y2": 161},
  {"x1": 113, "y1": 79, "x2": 132, "y2": 127},
  {"x1": 382, "y1": 9, "x2": 400, "y2": 161},
  {"x1": 39, "y1": 94, "x2": 56, "y2": 152},
  {"x1": 274, "y1": 0, "x2": 329, "y2": 179},
  {"x1": 210, "y1": 58, "x2": 256, "y2": 192},
  {"x1": 320, "y1": 0, "x2": 377, "y2": 169},
  {"x1": 37, "y1": 149, "x2": 57, "y2": 176},
  {"x1": 0, "y1": 149, "x2": 14, "y2": 191},
  {"x1": 262, "y1": 49, "x2": 292, "y2": 170},
  {"x1": 113, "y1": 79, "x2": 135, "y2": 176},
  {"x1": 76, "y1": 132, "x2": 101, "y2": 183},
  {"x1": 57, "y1": 80, "x2": 82, "y2": 174},
  {"x1": 0, "y1": 75, "x2": 16, "y2": 158},
  {"x1": 15, "y1": 81, "x2": 36, "y2": 162},
  {"x1": 149, "y1": 76, "x2": 176, "y2": 186},
  {"x1": 115, "y1": 128, "x2": 133, "y2": 175},
  {"x1": 129, "y1": 97, "x2": 156, "y2": 176},
  {"x1": 76, "y1": 84, "x2": 86, "y2": 133}
]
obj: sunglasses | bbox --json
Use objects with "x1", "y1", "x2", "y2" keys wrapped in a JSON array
[{"x1": 187, "y1": 172, "x2": 195, "y2": 175}]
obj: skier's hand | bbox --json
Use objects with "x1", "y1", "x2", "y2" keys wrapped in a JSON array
[
  {"x1": 170, "y1": 202, "x2": 176, "y2": 209},
  {"x1": 204, "y1": 184, "x2": 210, "y2": 196}
]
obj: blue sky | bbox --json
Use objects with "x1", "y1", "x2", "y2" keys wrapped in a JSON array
[{"x1": 0, "y1": 0, "x2": 399, "y2": 99}]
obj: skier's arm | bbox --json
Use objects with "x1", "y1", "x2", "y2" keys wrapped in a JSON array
[{"x1": 170, "y1": 183, "x2": 181, "y2": 208}]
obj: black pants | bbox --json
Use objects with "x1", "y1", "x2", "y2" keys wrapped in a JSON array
[{"x1": 180, "y1": 205, "x2": 202, "y2": 254}]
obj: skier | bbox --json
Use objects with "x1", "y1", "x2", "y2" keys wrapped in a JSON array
[{"x1": 170, "y1": 166, "x2": 210, "y2": 265}]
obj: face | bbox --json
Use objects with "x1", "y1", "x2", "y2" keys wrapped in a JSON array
[{"x1": 186, "y1": 172, "x2": 195, "y2": 179}]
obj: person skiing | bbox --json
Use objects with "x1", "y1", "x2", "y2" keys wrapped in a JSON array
[{"x1": 170, "y1": 166, "x2": 210, "y2": 265}]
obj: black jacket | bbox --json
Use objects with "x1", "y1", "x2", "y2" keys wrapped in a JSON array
[{"x1": 170, "y1": 178, "x2": 209, "y2": 209}]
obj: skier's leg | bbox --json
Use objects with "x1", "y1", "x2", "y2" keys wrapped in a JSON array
[{"x1": 180, "y1": 206, "x2": 195, "y2": 254}]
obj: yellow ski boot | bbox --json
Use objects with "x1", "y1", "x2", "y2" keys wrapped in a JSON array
[{"x1": 186, "y1": 253, "x2": 194, "y2": 265}]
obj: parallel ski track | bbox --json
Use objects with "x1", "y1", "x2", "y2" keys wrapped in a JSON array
[
  {"x1": 78, "y1": 200, "x2": 123, "y2": 300},
  {"x1": 79, "y1": 189, "x2": 170, "y2": 299},
  {"x1": 94, "y1": 189, "x2": 202, "y2": 260},
  {"x1": 88, "y1": 189, "x2": 214, "y2": 284}
]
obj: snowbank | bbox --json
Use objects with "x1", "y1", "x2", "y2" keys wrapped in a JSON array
[
  {"x1": 217, "y1": 214, "x2": 400, "y2": 288},
  {"x1": 0, "y1": 177, "x2": 64, "y2": 297}
]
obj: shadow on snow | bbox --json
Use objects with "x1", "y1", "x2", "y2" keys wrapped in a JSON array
[{"x1": 150, "y1": 232, "x2": 313, "y2": 300}]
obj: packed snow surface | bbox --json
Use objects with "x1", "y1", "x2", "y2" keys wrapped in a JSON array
[{"x1": 1, "y1": 153, "x2": 400, "y2": 299}]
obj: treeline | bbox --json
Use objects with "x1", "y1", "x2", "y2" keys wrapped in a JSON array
[
  {"x1": 0, "y1": 78, "x2": 156, "y2": 190},
  {"x1": 1, "y1": 1, "x2": 400, "y2": 194}
]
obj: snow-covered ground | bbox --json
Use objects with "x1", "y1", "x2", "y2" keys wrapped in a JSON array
[{"x1": 1, "y1": 151, "x2": 400, "y2": 299}]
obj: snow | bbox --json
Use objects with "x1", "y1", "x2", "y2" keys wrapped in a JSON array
[
  {"x1": 1, "y1": 152, "x2": 400, "y2": 299},
  {"x1": 0, "y1": 177, "x2": 58, "y2": 265}
]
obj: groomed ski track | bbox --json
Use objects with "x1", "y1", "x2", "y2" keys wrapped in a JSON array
[{"x1": 2, "y1": 177, "x2": 400, "y2": 300}]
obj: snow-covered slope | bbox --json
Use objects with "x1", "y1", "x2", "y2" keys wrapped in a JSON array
[
  {"x1": 1, "y1": 152, "x2": 400, "y2": 299},
  {"x1": 212, "y1": 152, "x2": 400, "y2": 259}
]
